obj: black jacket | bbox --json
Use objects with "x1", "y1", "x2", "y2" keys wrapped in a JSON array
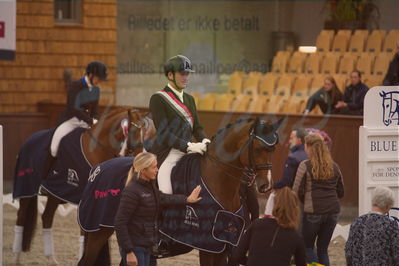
[
  {"x1": 383, "y1": 53, "x2": 399, "y2": 86},
  {"x1": 305, "y1": 88, "x2": 343, "y2": 114},
  {"x1": 114, "y1": 177, "x2": 187, "y2": 251},
  {"x1": 342, "y1": 82, "x2": 369, "y2": 115},
  {"x1": 149, "y1": 86, "x2": 206, "y2": 162},
  {"x1": 59, "y1": 78, "x2": 99, "y2": 125}
]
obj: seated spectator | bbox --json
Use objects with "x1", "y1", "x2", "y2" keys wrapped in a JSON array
[
  {"x1": 345, "y1": 186, "x2": 399, "y2": 266},
  {"x1": 292, "y1": 134, "x2": 344, "y2": 266},
  {"x1": 383, "y1": 40, "x2": 399, "y2": 86},
  {"x1": 304, "y1": 76, "x2": 343, "y2": 115},
  {"x1": 335, "y1": 70, "x2": 369, "y2": 116},
  {"x1": 232, "y1": 187, "x2": 306, "y2": 266}
]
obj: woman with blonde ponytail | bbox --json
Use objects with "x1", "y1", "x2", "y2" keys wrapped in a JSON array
[
  {"x1": 115, "y1": 152, "x2": 202, "y2": 266},
  {"x1": 293, "y1": 134, "x2": 344, "y2": 266},
  {"x1": 232, "y1": 187, "x2": 306, "y2": 266}
]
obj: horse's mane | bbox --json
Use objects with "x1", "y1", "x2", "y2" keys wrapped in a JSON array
[
  {"x1": 100, "y1": 107, "x2": 131, "y2": 120},
  {"x1": 211, "y1": 118, "x2": 254, "y2": 141}
]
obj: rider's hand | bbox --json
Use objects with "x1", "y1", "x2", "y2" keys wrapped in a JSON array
[
  {"x1": 93, "y1": 118, "x2": 98, "y2": 125},
  {"x1": 187, "y1": 142, "x2": 207, "y2": 155},
  {"x1": 126, "y1": 252, "x2": 138, "y2": 266},
  {"x1": 187, "y1": 185, "x2": 202, "y2": 203}
]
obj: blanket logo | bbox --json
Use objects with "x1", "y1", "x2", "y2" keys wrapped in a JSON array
[
  {"x1": 67, "y1": 168, "x2": 79, "y2": 187},
  {"x1": 88, "y1": 166, "x2": 101, "y2": 183},
  {"x1": 184, "y1": 206, "x2": 199, "y2": 228}
]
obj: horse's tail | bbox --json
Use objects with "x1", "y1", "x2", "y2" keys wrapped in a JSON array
[{"x1": 22, "y1": 196, "x2": 38, "y2": 251}]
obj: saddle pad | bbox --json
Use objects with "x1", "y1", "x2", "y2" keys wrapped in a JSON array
[
  {"x1": 159, "y1": 153, "x2": 246, "y2": 253},
  {"x1": 41, "y1": 128, "x2": 91, "y2": 204},
  {"x1": 78, "y1": 157, "x2": 132, "y2": 232},
  {"x1": 13, "y1": 129, "x2": 54, "y2": 199}
]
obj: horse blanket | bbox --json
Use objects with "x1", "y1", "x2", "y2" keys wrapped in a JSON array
[
  {"x1": 78, "y1": 157, "x2": 132, "y2": 232},
  {"x1": 13, "y1": 129, "x2": 54, "y2": 199},
  {"x1": 41, "y1": 128, "x2": 91, "y2": 204},
  {"x1": 159, "y1": 154, "x2": 246, "y2": 253}
]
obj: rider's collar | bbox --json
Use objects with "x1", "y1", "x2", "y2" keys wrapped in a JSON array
[
  {"x1": 167, "y1": 83, "x2": 184, "y2": 103},
  {"x1": 84, "y1": 75, "x2": 94, "y2": 89}
]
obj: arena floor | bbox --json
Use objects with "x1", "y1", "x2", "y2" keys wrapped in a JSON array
[{"x1": 2, "y1": 202, "x2": 346, "y2": 265}]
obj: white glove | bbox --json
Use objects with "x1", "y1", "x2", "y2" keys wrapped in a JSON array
[
  {"x1": 93, "y1": 119, "x2": 98, "y2": 125},
  {"x1": 187, "y1": 142, "x2": 207, "y2": 155},
  {"x1": 202, "y1": 138, "x2": 211, "y2": 144}
]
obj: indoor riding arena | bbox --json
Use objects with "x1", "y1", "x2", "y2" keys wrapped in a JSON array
[{"x1": 1, "y1": 0, "x2": 398, "y2": 265}]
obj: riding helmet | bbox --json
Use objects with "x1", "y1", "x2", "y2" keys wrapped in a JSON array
[
  {"x1": 164, "y1": 55, "x2": 195, "y2": 76},
  {"x1": 86, "y1": 61, "x2": 108, "y2": 81}
]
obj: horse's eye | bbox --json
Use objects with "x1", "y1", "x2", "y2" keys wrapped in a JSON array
[{"x1": 386, "y1": 104, "x2": 390, "y2": 108}]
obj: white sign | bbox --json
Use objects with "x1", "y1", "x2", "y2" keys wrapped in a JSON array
[
  {"x1": 0, "y1": 0, "x2": 16, "y2": 60},
  {"x1": 359, "y1": 86, "x2": 399, "y2": 215}
]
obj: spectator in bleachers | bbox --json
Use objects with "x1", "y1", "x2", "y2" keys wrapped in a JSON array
[
  {"x1": 334, "y1": 70, "x2": 369, "y2": 116},
  {"x1": 345, "y1": 186, "x2": 399, "y2": 266},
  {"x1": 293, "y1": 134, "x2": 344, "y2": 266},
  {"x1": 232, "y1": 187, "x2": 306, "y2": 266},
  {"x1": 303, "y1": 76, "x2": 343, "y2": 115},
  {"x1": 383, "y1": 40, "x2": 399, "y2": 86},
  {"x1": 264, "y1": 128, "x2": 308, "y2": 215}
]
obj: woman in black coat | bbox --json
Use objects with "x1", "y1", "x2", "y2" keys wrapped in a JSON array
[{"x1": 115, "y1": 152, "x2": 201, "y2": 266}]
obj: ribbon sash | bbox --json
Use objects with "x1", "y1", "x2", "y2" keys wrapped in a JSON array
[{"x1": 156, "y1": 90, "x2": 194, "y2": 129}]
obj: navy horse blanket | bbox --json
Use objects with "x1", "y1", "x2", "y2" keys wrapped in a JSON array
[
  {"x1": 13, "y1": 129, "x2": 54, "y2": 199},
  {"x1": 41, "y1": 128, "x2": 91, "y2": 204},
  {"x1": 78, "y1": 157, "x2": 132, "y2": 232},
  {"x1": 159, "y1": 154, "x2": 246, "y2": 253}
]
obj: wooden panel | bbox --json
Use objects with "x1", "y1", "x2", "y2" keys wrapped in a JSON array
[
  {"x1": 16, "y1": 41, "x2": 116, "y2": 55},
  {"x1": 14, "y1": 28, "x2": 116, "y2": 42},
  {"x1": 84, "y1": 3, "x2": 117, "y2": 17},
  {"x1": 17, "y1": 1, "x2": 53, "y2": 15},
  {"x1": 17, "y1": 15, "x2": 54, "y2": 28}
]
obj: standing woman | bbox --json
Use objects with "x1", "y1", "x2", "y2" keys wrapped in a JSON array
[
  {"x1": 115, "y1": 152, "x2": 201, "y2": 266},
  {"x1": 292, "y1": 134, "x2": 344, "y2": 266},
  {"x1": 304, "y1": 76, "x2": 343, "y2": 115}
]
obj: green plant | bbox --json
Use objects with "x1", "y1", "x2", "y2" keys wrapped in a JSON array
[{"x1": 325, "y1": 0, "x2": 379, "y2": 22}]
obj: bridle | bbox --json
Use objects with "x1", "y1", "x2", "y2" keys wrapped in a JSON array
[{"x1": 207, "y1": 127, "x2": 278, "y2": 187}]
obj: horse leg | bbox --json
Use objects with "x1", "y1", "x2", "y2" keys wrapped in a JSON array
[
  {"x1": 41, "y1": 195, "x2": 63, "y2": 266},
  {"x1": 78, "y1": 227, "x2": 114, "y2": 266}
]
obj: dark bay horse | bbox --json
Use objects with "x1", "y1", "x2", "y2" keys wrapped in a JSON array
[
  {"x1": 78, "y1": 117, "x2": 281, "y2": 266},
  {"x1": 12, "y1": 108, "x2": 146, "y2": 265}
]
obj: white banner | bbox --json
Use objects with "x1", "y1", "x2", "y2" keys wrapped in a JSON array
[
  {"x1": 359, "y1": 86, "x2": 399, "y2": 215},
  {"x1": 0, "y1": 0, "x2": 16, "y2": 60}
]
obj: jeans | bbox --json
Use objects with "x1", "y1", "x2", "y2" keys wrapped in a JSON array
[
  {"x1": 301, "y1": 213, "x2": 338, "y2": 266},
  {"x1": 120, "y1": 246, "x2": 156, "y2": 266}
]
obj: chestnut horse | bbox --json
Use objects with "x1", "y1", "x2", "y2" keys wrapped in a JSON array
[
  {"x1": 78, "y1": 117, "x2": 281, "y2": 266},
  {"x1": 12, "y1": 108, "x2": 146, "y2": 265}
]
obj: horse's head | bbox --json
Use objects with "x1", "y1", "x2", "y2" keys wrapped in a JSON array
[
  {"x1": 85, "y1": 108, "x2": 147, "y2": 163},
  {"x1": 208, "y1": 117, "x2": 282, "y2": 195},
  {"x1": 380, "y1": 91, "x2": 393, "y2": 126}
]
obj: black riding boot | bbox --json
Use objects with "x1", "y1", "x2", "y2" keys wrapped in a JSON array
[{"x1": 42, "y1": 153, "x2": 57, "y2": 179}]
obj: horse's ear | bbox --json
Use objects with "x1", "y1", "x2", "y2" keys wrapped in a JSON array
[
  {"x1": 251, "y1": 117, "x2": 260, "y2": 134},
  {"x1": 379, "y1": 91, "x2": 386, "y2": 97},
  {"x1": 271, "y1": 118, "x2": 284, "y2": 132}
]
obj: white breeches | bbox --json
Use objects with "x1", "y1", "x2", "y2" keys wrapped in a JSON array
[
  {"x1": 157, "y1": 148, "x2": 185, "y2": 194},
  {"x1": 50, "y1": 117, "x2": 89, "y2": 157}
]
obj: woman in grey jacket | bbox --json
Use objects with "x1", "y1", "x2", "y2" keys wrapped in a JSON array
[{"x1": 293, "y1": 134, "x2": 344, "y2": 266}]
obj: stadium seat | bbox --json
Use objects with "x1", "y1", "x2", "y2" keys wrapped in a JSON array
[
  {"x1": 274, "y1": 74, "x2": 293, "y2": 99},
  {"x1": 214, "y1": 93, "x2": 235, "y2": 111},
  {"x1": 338, "y1": 54, "x2": 355, "y2": 75},
  {"x1": 287, "y1": 52, "x2": 307, "y2": 73},
  {"x1": 364, "y1": 74, "x2": 383, "y2": 88},
  {"x1": 356, "y1": 52, "x2": 374, "y2": 76},
  {"x1": 227, "y1": 71, "x2": 244, "y2": 94},
  {"x1": 309, "y1": 74, "x2": 325, "y2": 95},
  {"x1": 231, "y1": 93, "x2": 252, "y2": 112},
  {"x1": 248, "y1": 94, "x2": 268, "y2": 113},
  {"x1": 265, "y1": 94, "x2": 286, "y2": 114},
  {"x1": 242, "y1": 72, "x2": 262, "y2": 94},
  {"x1": 320, "y1": 30, "x2": 335, "y2": 39},
  {"x1": 281, "y1": 96, "x2": 306, "y2": 114},
  {"x1": 316, "y1": 33, "x2": 332, "y2": 52},
  {"x1": 383, "y1": 33, "x2": 399, "y2": 53},
  {"x1": 304, "y1": 53, "x2": 322, "y2": 74},
  {"x1": 373, "y1": 53, "x2": 391, "y2": 76},
  {"x1": 292, "y1": 74, "x2": 312, "y2": 96},
  {"x1": 354, "y1": 30, "x2": 369, "y2": 39},
  {"x1": 371, "y1": 30, "x2": 387, "y2": 39},
  {"x1": 348, "y1": 34, "x2": 366, "y2": 54},
  {"x1": 198, "y1": 93, "x2": 216, "y2": 111},
  {"x1": 191, "y1": 92, "x2": 201, "y2": 107},
  {"x1": 366, "y1": 32, "x2": 383, "y2": 53},
  {"x1": 337, "y1": 29, "x2": 352, "y2": 39},
  {"x1": 259, "y1": 72, "x2": 279, "y2": 96},
  {"x1": 321, "y1": 53, "x2": 339, "y2": 74},
  {"x1": 388, "y1": 29, "x2": 399, "y2": 38},
  {"x1": 272, "y1": 55, "x2": 289, "y2": 73},
  {"x1": 332, "y1": 34, "x2": 349, "y2": 53}
]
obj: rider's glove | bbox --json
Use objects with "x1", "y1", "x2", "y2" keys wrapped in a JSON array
[
  {"x1": 187, "y1": 142, "x2": 207, "y2": 155},
  {"x1": 93, "y1": 119, "x2": 98, "y2": 125},
  {"x1": 202, "y1": 138, "x2": 211, "y2": 145}
]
